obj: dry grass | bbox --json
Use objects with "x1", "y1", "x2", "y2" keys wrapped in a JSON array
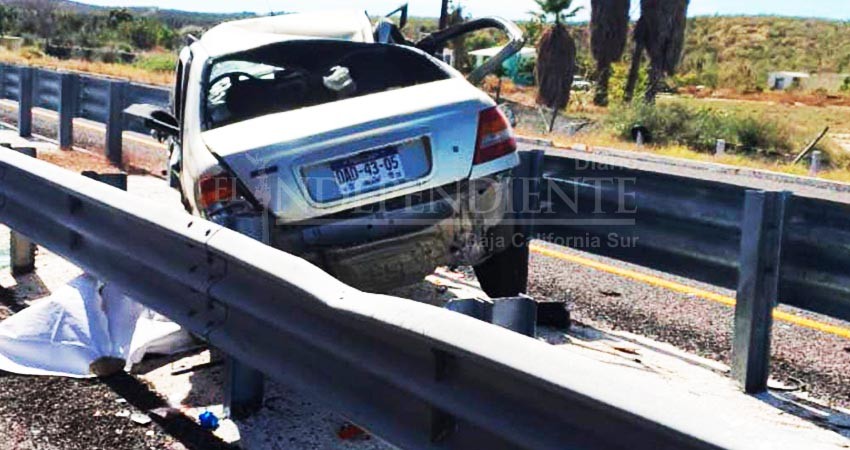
[
  {"x1": 516, "y1": 125, "x2": 850, "y2": 183},
  {"x1": 0, "y1": 47, "x2": 172, "y2": 85},
  {"x1": 685, "y1": 88, "x2": 850, "y2": 108},
  {"x1": 510, "y1": 82, "x2": 850, "y2": 183}
]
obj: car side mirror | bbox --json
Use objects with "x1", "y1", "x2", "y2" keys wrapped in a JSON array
[{"x1": 124, "y1": 103, "x2": 179, "y2": 140}]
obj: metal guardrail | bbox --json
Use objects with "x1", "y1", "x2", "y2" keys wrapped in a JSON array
[
  {"x1": 3, "y1": 62, "x2": 849, "y2": 395},
  {"x1": 536, "y1": 154, "x2": 850, "y2": 391},
  {"x1": 0, "y1": 63, "x2": 170, "y2": 163},
  {"x1": 0, "y1": 145, "x2": 737, "y2": 449}
]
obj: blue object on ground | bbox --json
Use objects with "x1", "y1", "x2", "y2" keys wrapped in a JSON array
[{"x1": 199, "y1": 411, "x2": 220, "y2": 430}]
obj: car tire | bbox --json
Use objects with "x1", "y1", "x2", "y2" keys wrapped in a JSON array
[{"x1": 473, "y1": 232, "x2": 529, "y2": 298}]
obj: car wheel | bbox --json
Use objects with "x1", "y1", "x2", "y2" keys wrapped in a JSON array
[{"x1": 473, "y1": 230, "x2": 529, "y2": 298}]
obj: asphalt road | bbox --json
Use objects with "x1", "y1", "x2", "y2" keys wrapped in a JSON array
[
  {"x1": 529, "y1": 241, "x2": 850, "y2": 408},
  {"x1": 514, "y1": 138, "x2": 850, "y2": 406}
]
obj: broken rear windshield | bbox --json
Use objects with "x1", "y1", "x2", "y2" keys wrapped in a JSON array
[{"x1": 202, "y1": 41, "x2": 451, "y2": 130}]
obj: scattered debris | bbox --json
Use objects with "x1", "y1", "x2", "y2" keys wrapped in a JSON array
[
  {"x1": 612, "y1": 344, "x2": 641, "y2": 356},
  {"x1": 338, "y1": 423, "x2": 369, "y2": 441},
  {"x1": 599, "y1": 290, "x2": 623, "y2": 298},
  {"x1": 130, "y1": 413, "x2": 152, "y2": 426},
  {"x1": 170, "y1": 360, "x2": 223, "y2": 376},
  {"x1": 769, "y1": 377, "x2": 808, "y2": 393},
  {"x1": 198, "y1": 411, "x2": 220, "y2": 430},
  {"x1": 115, "y1": 410, "x2": 131, "y2": 418},
  {"x1": 149, "y1": 407, "x2": 181, "y2": 419}
]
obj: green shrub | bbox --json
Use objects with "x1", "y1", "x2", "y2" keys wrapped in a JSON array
[
  {"x1": 605, "y1": 102, "x2": 793, "y2": 153},
  {"x1": 134, "y1": 52, "x2": 177, "y2": 72},
  {"x1": 607, "y1": 61, "x2": 649, "y2": 101}
]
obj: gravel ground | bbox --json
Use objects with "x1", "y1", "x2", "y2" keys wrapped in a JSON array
[
  {"x1": 529, "y1": 241, "x2": 850, "y2": 408},
  {"x1": 0, "y1": 245, "x2": 202, "y2": 450}
]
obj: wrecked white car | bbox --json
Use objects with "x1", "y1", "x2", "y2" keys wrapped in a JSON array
[{"x1": 129, "y1": 9, "x2": 526, "y2": 294}]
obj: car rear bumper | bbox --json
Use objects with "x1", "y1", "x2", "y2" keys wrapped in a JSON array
[{"x1": 272, "y1": 172, "x2": 514, "y2": 292}]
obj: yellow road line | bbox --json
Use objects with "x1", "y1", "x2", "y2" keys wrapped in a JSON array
[{"x1": 530, "y1": 243, "x2": 850, "y2": 340}]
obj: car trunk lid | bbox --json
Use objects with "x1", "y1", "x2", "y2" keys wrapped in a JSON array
[{"x1": 202, "y1": 78, "x2": 491, "y2": 223}]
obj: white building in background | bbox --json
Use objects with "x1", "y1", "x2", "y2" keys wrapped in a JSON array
[{"x1": 768, "y1": 71, "x2": 810, "y2": 90}]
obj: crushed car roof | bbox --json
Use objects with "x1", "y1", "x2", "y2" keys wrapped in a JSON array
[{"x1": 200, "y1": 11, "x2": 376, "y2": 57}]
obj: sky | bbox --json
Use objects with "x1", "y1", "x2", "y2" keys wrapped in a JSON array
[{"x1": 73, "y1": 0, "x2": 850, "y2": 21}]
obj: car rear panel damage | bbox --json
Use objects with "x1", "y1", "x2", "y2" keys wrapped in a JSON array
[{"x1": 125, "y1": 8, "x2": 527, "y2": 293}]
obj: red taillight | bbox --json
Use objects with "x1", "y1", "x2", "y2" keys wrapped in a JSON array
[
  {"x1": 198, "y1": 174, "x2": 236, "y2": 209},
  {"x1": 474, "y1": 106, "x2": 517, "y2": 165}
]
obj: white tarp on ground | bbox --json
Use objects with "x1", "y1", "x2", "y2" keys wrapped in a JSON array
[{"x1": 0, "y1": 275, "x2": 194, "y2": 378}]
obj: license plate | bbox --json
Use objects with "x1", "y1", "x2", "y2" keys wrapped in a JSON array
[{"x1": 331, "y1": 147, "x2": 407, "y2": 197}]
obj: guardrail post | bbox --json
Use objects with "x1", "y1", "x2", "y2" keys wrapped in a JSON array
[
  {"x1": 732, "y1": 190, "x2": 790, "y2": 394},
  {"x1": 17, "y1": 67, "x2": 33, "y2": 138},
  {"x1": 106, "y1": 80, "x2": 127, "y2": 165},
  {"x1": 810, "y1": 151, "x2": 822, "y2": 176},
  {"x1": 715, "y1": 139, "x2": 726, "y2": 156},
  {"x1": 58, "y1": 72, "x2": 78, "y2": 150},
  {"x1": 445, "y1": 296, "x2": 538, "y2": 337},
  {"x1": 223, "y1": 358, "x2": 265, "y2": 419},
  {"x1": 223, "y1": 215, "x2": 266, "y2": 419},
  {"x1": 0, "y1": 64, "x2": 6, "y2": 100},
  {"x1": 9, "y1": 147, "x2": 37, "y2": 275}
]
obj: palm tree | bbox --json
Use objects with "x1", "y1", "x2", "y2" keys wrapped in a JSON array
[
  {"x1": 439, "y1": 0, "x2": 450, "y2": 30},
  {"x1": 625, "y1": 0, "x2": 690, "y2": 103},
  {"x1": 534, "y1": 0, "x2": 582, "y2": 132},
  {"x1": 642, "y1": 0, "x2": 689, "y2": 102},
  {"x1": 623, "y1": 17, "x2": 647, "y2": 102},
  {"x1": 448, "y1": 5, "x2": 470, "y2": 72},
  {"x1": 590, "y1": 0, "x2": 630, "y2": 106}
]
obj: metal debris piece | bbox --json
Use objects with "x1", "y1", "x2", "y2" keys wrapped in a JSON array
[
  {"x1": 599, "y1": 290, "x2": 623, "y2": 298},
  {"x1": 338, "y1": 423, "x2": 369, "y2": 441},
  {"x1": 131, "y1": 413, "x2": 152, "y2": 426}
]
